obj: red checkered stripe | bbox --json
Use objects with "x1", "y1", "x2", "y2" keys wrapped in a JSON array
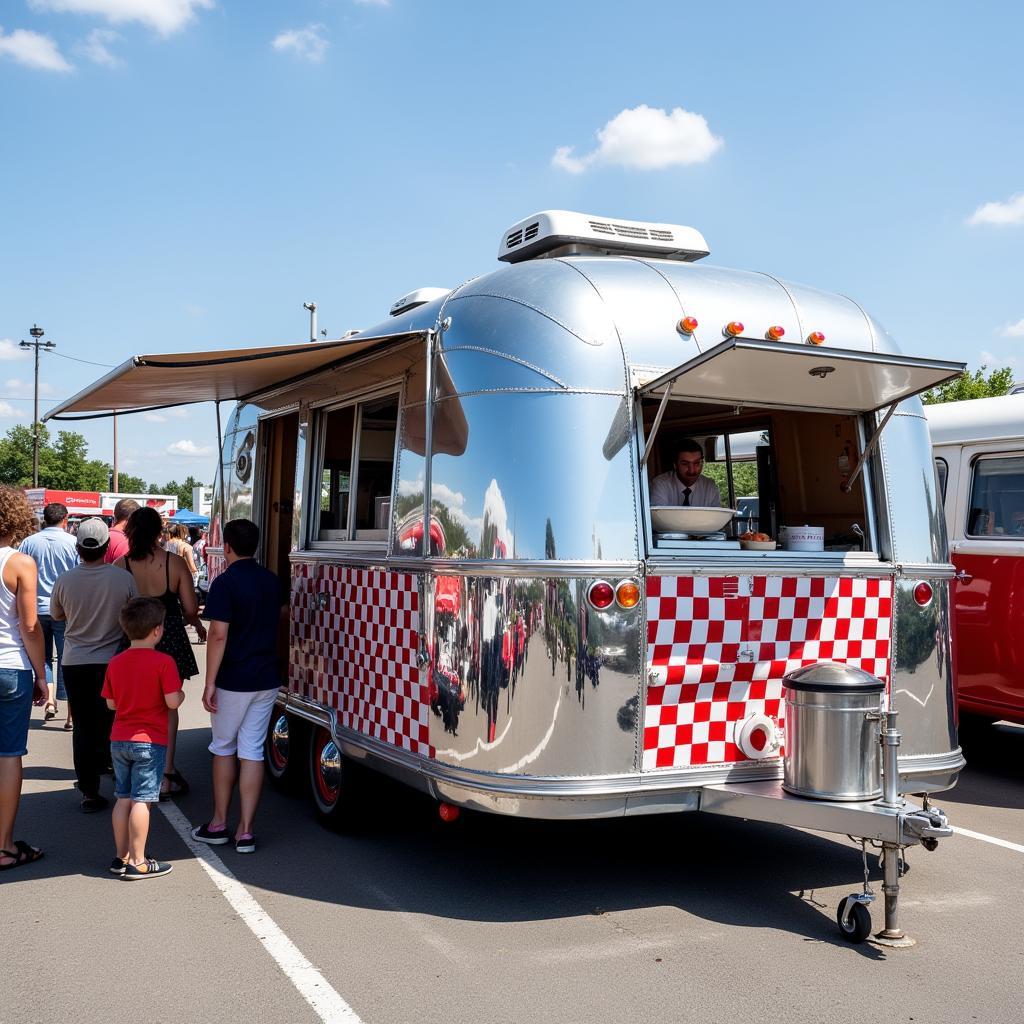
[
  {"x1": 206, "y1": 550, "x2": 226, "y2": 584},
  {"x1": 305, "y1": 566, "x2": 430, "y2": 758},
  {"x1": 644, "y1": 575, "x2": 893, "y2": 770},
  {"x1": 288, "y1": 562, "x2": 317, "y2": 698}
]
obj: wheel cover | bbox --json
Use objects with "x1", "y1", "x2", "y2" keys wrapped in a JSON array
[
  {"x1": 268, "y1": 715, "x2": 289, "y2": 771},
  {"x1": 313, "y1": 734, "x2": 342, "y2": 805}
]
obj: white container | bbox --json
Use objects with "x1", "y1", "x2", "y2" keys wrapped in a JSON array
[{"x1": 781, "y1": 525, "x2": 824, "y2": 551}]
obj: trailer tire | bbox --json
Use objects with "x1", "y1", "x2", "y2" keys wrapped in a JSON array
[
  {"x1": 265, "y1": 710, "x2": 307, "y2": 793},
  {"x1": 836, "y1": 899, "x2": 872, "y2": 943},
  {"x1": 308, "y1": 726, "x2": 359, "y2": 830}
]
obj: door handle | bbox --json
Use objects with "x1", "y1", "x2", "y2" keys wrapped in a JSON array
[{"x1": 954, "y1": 569, "x2": 973, "y2": 585}]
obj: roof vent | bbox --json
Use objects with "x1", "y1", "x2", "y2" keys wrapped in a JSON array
[
  {"x1": 389, "y1": 286, "x2": 450, "y2": 317},
  {"x1": 498, "y1": 210, "x2": 709, "y2": 264}
]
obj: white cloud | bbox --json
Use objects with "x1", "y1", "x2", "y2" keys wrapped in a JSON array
[
  {"x1": 28, "y1": 0, "x2": 213, "y2": 37},
  {"x1": 271, "y1": 24, "x2": 328, "y2": 63},
  {"x1": 0, "y1": 27, "x2": 73, "y2": 72},
  {"x1": 552, "y1": 104, "x2": 723, "y2": 175},
  {"x1": 77, "y1": 27, "x2": 121, "y2": 66},
  {"x1": 143, "y1": 412, "x2": 168, "y2": 422},
  {"x1": 967, "y1": 192, "x2": 1024, "y2": 227},
  {"x1": 4, "y1": 377, "x2": 55, "y2": 397},
  {"x1": 167, "y1": 439, "x2": 213, "y2": 457},
  {"x1": 0, "y1": 401, "x2": 25, "y2": 418},
  {"x1": 980, "y1": 349, "x2": 1020, "y2": 370},
  {"x1": 998, "y1": 318, "x2": 1024, "y2": 338},
  {"x1": 0, "y1": 340, "x2": 31, "y2": 361}
]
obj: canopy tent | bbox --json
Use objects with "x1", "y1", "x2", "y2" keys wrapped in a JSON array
[
  {"x1": 43, "y1": 331, "x2": 427, "y2": 421},
  {"x1": 171, "y1": 509, "x2": 209, "y2": 526}
]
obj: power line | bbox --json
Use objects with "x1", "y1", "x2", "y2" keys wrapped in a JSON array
[{"x1": 44, "y1": 350, "x2": 116, "y2": 369}]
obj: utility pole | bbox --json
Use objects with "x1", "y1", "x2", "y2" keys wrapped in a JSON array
[
  {"x1": 112, "y1": 413, "x2": 119, "y2": 491},
  {"x1": 19, "y1": 324, "x2": 55, "y2": 487}
]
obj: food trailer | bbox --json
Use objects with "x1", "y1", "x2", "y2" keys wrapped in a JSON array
[
  {"x1": 926, "y1": 393, "x2": 1024, "y2": 725},
  {"x1": 24, "y1": 488, "x2": 178, "y2": 522},
  {"x1": 47, "y1": 210, "x2": 965, "y2": 945}
]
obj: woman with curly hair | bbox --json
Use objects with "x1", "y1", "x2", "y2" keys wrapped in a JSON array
[
  {"x1": 0, "y1": 486, "x2": 47, "y2": 871},
  {"x1": 117, "y1": 507, "x2": 206, "y2": 799}
]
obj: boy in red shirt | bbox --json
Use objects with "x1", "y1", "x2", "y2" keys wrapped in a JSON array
[{"x1": 101, "y1": 597, "x2": 184, "y2": 879}]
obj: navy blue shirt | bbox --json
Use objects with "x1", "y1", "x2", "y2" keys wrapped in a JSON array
[{"x1": 202, "y1": 558, "x2": 285, "y2": 692}]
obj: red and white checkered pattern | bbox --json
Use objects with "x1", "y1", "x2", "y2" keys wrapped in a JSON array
[
  {"x1": 288, "y1": 564, "x2": 430, "y2": 757},
  {"x1": 644, "y1": 575, "x2": 892, "y2": 770}
]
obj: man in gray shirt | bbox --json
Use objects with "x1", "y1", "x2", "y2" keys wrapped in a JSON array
[
  {"x1": 18, "y1": 502, "x2": 79, "y2": 725},
  {"x1": 649, "y1": 438, "x2": 723, "y2": 508},
  {"x1": 50, "y1": 518, "x2": 137, "y2": 811}
]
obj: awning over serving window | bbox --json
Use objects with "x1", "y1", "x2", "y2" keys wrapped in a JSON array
[
  {"x1": 636, "y1": 337, "x2": 964, "y2": 414},
  {"x1": 44, "y1": 331, "x2": 427, "y2": 421}
]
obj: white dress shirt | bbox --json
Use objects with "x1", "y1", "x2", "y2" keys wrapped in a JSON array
[{"x1": 649, "y1": 472, "x2": 722, "y2": 508}]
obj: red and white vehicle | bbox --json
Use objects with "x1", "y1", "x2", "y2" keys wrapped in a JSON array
[
  {"x1": 24, "y1": 488, "x2": 178, "y2": 522},
  {"x1": 926, "y1": 394, "x2": 1024, "y2": 725}
]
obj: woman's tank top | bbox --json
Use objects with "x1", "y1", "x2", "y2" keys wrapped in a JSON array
[{"x1": 0, "y1": 547, "x2": 31, "y2": 670}]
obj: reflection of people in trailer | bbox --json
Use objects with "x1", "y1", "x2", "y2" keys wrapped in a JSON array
[{"x1": 397, "y1": 509, "x2": 468, "y2": 735}]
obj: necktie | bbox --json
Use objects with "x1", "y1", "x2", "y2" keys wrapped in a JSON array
[{"x1": 683, "y1": 487, "x2": 692, "y2": 506}]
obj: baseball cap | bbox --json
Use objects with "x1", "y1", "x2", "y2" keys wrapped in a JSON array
[{"x1": 76, "y1": 517, "x2": 110, "y2": 549}]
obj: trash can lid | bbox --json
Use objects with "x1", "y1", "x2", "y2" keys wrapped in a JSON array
[{"x1": 783, "y1": 662, "x2": 885, "y2": 694}]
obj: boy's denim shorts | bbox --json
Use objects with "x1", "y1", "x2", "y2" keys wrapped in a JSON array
[
  {"x1": 0, "y1": 668, "x2": 33, "y2": 757},
  {"x1": 111, "y1": 741, "x2": 167, "y2": 803}
]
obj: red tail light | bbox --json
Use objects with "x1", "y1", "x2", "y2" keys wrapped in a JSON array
[
  {"x1": 913, "y1": 581, "x2": 933, "y2": 607},
  {"x1": 587, "y1": 581, "x2": 615, "y2": 609}
]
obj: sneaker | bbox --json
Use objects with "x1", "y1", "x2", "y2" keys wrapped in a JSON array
[
  {"x1": 191, "y1": 822, "x2": 230, "y2": 845},
  {"x1": 109, "y1": 857, "x2": 126, "y2": 876},
  {"x1": 81, "y1": 795, "x2": 109, "y2": 813},
  {"x1": 123, "y1": 858, "x2": 173, "y2": 880},
  {"x1": 235, "y1": 833, "x2": 257, "y2": 854}
]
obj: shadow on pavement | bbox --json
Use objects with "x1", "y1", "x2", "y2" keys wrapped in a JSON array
[{"x1": 943, "y1": 720, "x2": 1024, "y2": 812}]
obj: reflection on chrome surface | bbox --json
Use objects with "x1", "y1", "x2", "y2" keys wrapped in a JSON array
[{"x1": 428, "y1": 575, "x2": 641, "y2": 777}]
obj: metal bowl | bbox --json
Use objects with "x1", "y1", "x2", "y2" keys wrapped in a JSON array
[{"x1": 651, "y1": 506, "x2": 736, "y2": 535}]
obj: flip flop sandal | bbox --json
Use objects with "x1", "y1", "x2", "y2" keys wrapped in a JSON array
[
  {"x1": 0, "y1": 840, "x2": 44, "y2": 871},
  {"x1": 43, "y1": 703, "x2": 57, "y2": 721},
  {"x1": 160, "y1": 770, "x2": 190, "y2": 800}
]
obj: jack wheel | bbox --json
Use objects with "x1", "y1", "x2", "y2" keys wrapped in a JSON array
[{"x1": 837, "y1": 899, "x2": 872, "y2": 943}]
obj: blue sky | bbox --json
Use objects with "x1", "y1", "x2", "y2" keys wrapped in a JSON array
[{"x1": 1, "y1": 0, "x2": 1022, "y2": 485}]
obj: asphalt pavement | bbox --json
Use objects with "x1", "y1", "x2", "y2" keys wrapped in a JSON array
[{"x1": 5, "y1": 642, "x2": 1023, "y2": 1024}]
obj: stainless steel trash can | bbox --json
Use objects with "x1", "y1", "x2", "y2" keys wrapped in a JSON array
[{"x1": 783, "y1": 663, "x2": 884, "y2": 801}]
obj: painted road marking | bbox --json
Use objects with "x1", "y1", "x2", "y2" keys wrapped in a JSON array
[
  {"x1": 159, "y1": 801, "x2": 362, "y2": 1024},
  {"x1": 953, "y1": 825, "x2": 1024, "y2": 854}
]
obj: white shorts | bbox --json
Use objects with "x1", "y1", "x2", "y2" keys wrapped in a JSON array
[{"x1": 208, "y1": 687, "x2": 280, "y2": 761}]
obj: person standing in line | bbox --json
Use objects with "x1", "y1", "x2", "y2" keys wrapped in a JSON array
[
  {"x1": 103, "y1": 498, "x2": 139, "y2": 566},
  {"x1": 102, "y1": 597, "x2": 183, "y2": 879},
  {"x1": 50, "y1": 519, "x2": 138, "y2": 812},
  {"x1": 116, "y1": 507, "x2": 206, "y2": 800},
  {"x1": 0, "y1": 487, "x2": 48, "y2": 871},
  {"x1": 18, "y1": 503, "x2": 79, "y2": 729},
  {"x1": 192, "y1": 519, "x2": 286, "y2": 854}
]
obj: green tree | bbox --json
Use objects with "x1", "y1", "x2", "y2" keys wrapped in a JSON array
[
  {"x1": 0, "y1": 424, "x2": 110, "y2": 489},
  {"x1": 922, "y1": 365, "x2": 1014, "y2": 405},
  {"x1": 158, "y1": 475, "x2": 208, "y2": 511},
  {"x1": 115, "y1": 474, "x2": 149, "y2": 494}
]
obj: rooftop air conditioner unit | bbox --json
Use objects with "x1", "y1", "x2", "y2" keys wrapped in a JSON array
[{"x1": 498, "y1": 210, "x2": 709, "y2": 264}]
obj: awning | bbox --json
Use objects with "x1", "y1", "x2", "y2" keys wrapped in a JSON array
[
  {"x1": 637, "y1": 337, "x2": 964, "y2": 414},
  {"x1": 44, "y1": 331, "x2": 427, "y2": 421}
]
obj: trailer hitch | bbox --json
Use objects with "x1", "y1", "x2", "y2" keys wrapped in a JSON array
[{"x1": 901, "y1": 805, "x2": 953, "y2": 850}]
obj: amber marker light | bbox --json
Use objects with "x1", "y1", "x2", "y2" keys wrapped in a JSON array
[
  {"x1": 807, "y1": 331, "x2": 826, "y2": 346},
  {"x1": 678, "y1": 316, "x2": 699, "y2": 335},
  {"x1": 615, "y1": 580, "x2": 642, "y2": 609},
  {"x1": 766, "y1": 325, "x2": 785, "y2": 341},
  {"x1": 724, "y1": 321, "x2": 745, "y2": 337}
]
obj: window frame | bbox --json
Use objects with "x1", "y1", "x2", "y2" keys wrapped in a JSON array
[
  {"x1": 934, "y1": 456, "x2": 948, "y2": 504},
  {"x1": 964, "y1": 451, "x2": 1024, "y2": 540},
  {"x1": 307, "y1": 382, "x2": 404, "y2": 550}
]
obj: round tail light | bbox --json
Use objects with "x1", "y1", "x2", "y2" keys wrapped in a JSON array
[
  {"x1": 587, "y1": 581, "x2": 615, "y2": 610},
  {"x1": 913, "y1": 581, "x2": 933, "y2": 607},
  {"x1": 615, "y1": 580, "x2": 641, "y2": 609}
]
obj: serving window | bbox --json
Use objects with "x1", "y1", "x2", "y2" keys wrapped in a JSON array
[
  {"x1": 314, "y1": 393, "x2": 399, "y2": 544},
  {"x1": 640, "y1": 397, "x2": 875, "y2": 555}
]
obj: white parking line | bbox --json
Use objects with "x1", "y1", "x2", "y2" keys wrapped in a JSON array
[
  {"x1": 158, "y1": 801, "x2": 363, "y2": 1024},
  {"x1": 953, "y1": 825, "x2": 1024, "y2": 854}
]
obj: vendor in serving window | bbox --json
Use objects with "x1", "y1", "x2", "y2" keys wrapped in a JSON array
[{"x1": 650, "y1": 438, "x2": 722, "y2": 508}]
